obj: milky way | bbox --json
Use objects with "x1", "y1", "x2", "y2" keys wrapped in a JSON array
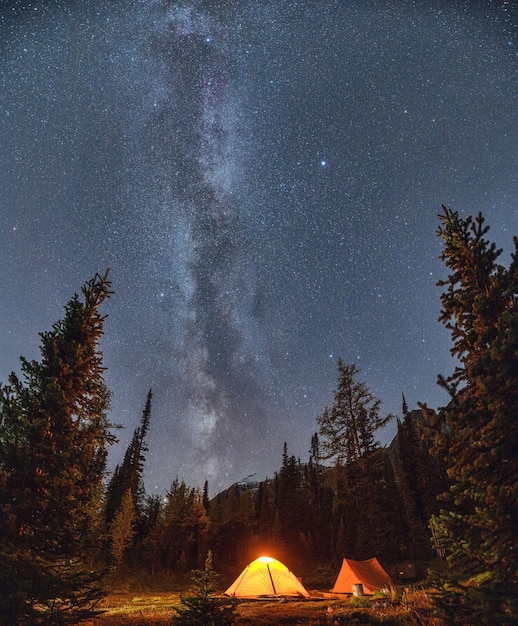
[{"x1": 1, "y1": 1, "x2": 517, "y2": 495}]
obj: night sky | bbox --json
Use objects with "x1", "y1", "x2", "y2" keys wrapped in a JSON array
[{"x1": 1, "y1": 1, "x2": 517, "y2": 496}]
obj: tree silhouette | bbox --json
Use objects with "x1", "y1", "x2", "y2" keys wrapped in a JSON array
[
  {"x1": 423, "y1": 207, "x2": 518, "y2": 623},
  {"x1": 317, "y1": 359, "x2": 392, "y2": 463},
  {"x1": 105, "y1": 389, "x2": 153, "y2": 529},
  {"x1": 0, "y1": 272, "x2": 114, "y2": 624}
]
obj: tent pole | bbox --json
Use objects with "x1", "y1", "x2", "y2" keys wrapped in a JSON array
[{"x1": 266, "y1": 563, "x2": 278, "y2": 598}]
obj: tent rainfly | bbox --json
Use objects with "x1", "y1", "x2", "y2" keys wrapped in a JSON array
[
  {"x1": 331, "y1": 557, "x2": 393, "y2": 595},
  {"x1": 224, "y1": 556, "x2": 310, "y2": 598}
]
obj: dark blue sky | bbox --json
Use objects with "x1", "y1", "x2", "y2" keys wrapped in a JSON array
[{"x1": 1, "y1": 0, "x2": 517, "y2": 495}]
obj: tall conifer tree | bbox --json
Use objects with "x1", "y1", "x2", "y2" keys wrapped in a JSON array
[
  {"x1": 109, "y1": 488, "x2": 137, "y2": 572},
  {"x1": 317, "y1": 359, "x2": 392, "y2": 463},
  {"x1": 0, "y1": 272, "x2": 114, "y2": 624},
  {"x1": 424, "y1": 207, "x2": 518, "y2": 623},
  {"x1": 105, "y1": 388, "x2": 153, "y2": 528},
  {"x1": 317, "y1": 360, "x2": 394, "y2": 563}
]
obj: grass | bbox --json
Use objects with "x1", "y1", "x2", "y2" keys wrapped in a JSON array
[
  {"x1": 79, "y1": 589, "x2": 433, "y2": 625},
  {"x1": 79, "y1": 592, "x2": 178, "y2": 625}
]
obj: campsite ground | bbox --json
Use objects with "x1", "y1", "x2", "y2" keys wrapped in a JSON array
[{"x1": 82, "y1": 589, "x2": 432, "y2": 625}]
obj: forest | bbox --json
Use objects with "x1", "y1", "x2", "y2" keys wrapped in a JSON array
[{"x1": 1, "y1": 206, "x2": 517, "y2": 625}]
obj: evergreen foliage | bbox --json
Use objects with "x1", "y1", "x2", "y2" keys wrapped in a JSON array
[
  {"x1": 0, "y1": 268, "x2": 465, "y2": 600},
  {"x1": 171, "y1": 551, "x2": 237, "y2": 626},
  {"x1": 393, "y1": 401, "x2": 442, "y2": 562},
  {"x1": 109, "y1": 488, "x2": 137, "y2": 572},
  {"x1": 312, "y1": 360, "x2": 408, "y2": 563},
  {"x1": 317, "y1": 359, "x2": 393, "y2": 463},
  {"x1": 305, "y1": 433, "x2": 334, "y2": 562},
  {"x1": 423, "y1": 207, "x2": 518, "y2": 623},
  {"x1": 0, "y1": 272, "x2": 114, "y2": 624},
  {"x1": 207, "y1": 412, "x2": 434, "y2": 575},
  {"x1": 105, "y1": 388, "x2": 153, "y2": 528},
  {"x1": 276, "y1": 443, "x2": 305, "y2": 558},
  {"x1": 203, "y1": 480, "x2": 210, "y2": 512},
  {"x1": 145, "y1": 478, "x2": 210, "y2": 574}
]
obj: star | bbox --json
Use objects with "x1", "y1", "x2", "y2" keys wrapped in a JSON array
[{"x1": 1, "y1": 0, "x2": 516, "y2": 496}]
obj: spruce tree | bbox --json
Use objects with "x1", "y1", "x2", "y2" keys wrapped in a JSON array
[
  {"x1": 142, "y1": 497, "x2": 166, "y2": 576},
  {"x1": 424, "y1": 207, "x2": 518, "y2": 623},
  {"x1": 203, "y1": 480, "x2": 210, "y2": 512},
  {"x1": 276, "y1": 444, "x2": 305, "y2": 566},
  {"x1": 0, "y1": 272, "x2": 114, "y2": 624},
  {"x1": 105, "y1": 388, "x2": 152, "y2": 528},
  {"x1": 317, "y1": 359, "x2": 392, "y2": 463},
  {"x1": 109, "y1": 488, "x2": 137, "y2": 573},
  {"x1": 306, "y1": 433, "x2": 328, "y2": 562},
  {"x1": 159, "y1": 479, "x2": 210, "y2": 573},
  {"x1": 394, "y1": 402, "x2": 438, "y2": 562},
  {"x1": 317, "y1": 360, "x2": 394, "y2": 564},
  {"x1": 172, "y1": 550, "x2": 237, "y2": 626}
]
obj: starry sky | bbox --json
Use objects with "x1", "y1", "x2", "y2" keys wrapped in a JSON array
[{"x1": 1, "y1": 0, "x2": 517, "y2": 496}]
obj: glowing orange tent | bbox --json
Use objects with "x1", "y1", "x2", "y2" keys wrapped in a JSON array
[
  {"x1": 331, "y1": 557, "x2": 393, "y2": 595},
  {"x1": 224, "y1": 556, "x2": 310, "y2": 598}
]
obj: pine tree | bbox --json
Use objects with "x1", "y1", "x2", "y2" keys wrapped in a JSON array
[
  {"x1": 0, "y1": 272, "x2": 114, "y2": 624},
  {"x1": 423, "y1": 207, "x2": 518, "y2": 623},
  {"x1": 172, "y1": 550, "x2": 237, "y2": 626},
  {"x1": 142, "y1": 498, "x2": 166, "y2": 576},
  {"x1": 276, "y1": 444, "x2": 305, "y2": 566},
  {"x1": 253, "y1": 479, "x2": 274, "y2": 553},
  {"x1": 105, "y1": 388, "x2": 152, "y2": 528},
  {"x1": 394, "y1": 402, "x2": 438, "y2": 562},
  {"x1": 203, "y1": 480, "x2": 211, "y2": 512},
  {"x1": 159, "y1": 479, "x2": 210, "y2": 573},
  {"x1": 306, "y1": 433, "x2": 327, "y2": 561},
  {"x1": 317, "y1": 360, "x2": 395, "y2": 564},
  {"x1": 317, "y1": 359, "x2": 393, "y2": 463},
  {"x1": 332, "y1": 459, "x2": 356, "y2": 563},
  {"x1": 109, "y1": 489, "x2": 137, "y2": 572}
]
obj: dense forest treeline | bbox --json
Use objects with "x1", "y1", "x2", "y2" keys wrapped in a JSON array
[
  {"x1": 91, "y1": 364, "x2": 449, "y2": 585},
  {"x1": 1, "y1": 207, "x2": 517, "y2": 625}
]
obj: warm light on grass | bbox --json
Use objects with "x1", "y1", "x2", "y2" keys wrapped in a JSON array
[{"x1": 89, "y1": 590, "x2": 429, "y2": 624}]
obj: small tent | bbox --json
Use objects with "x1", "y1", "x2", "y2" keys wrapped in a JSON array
[
  {"x1": 331, "y1": 557, "x2": 393, "y2": 595},
  {"x1": 224, "y1": 556, "x2": 310, "y2": 598}
]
